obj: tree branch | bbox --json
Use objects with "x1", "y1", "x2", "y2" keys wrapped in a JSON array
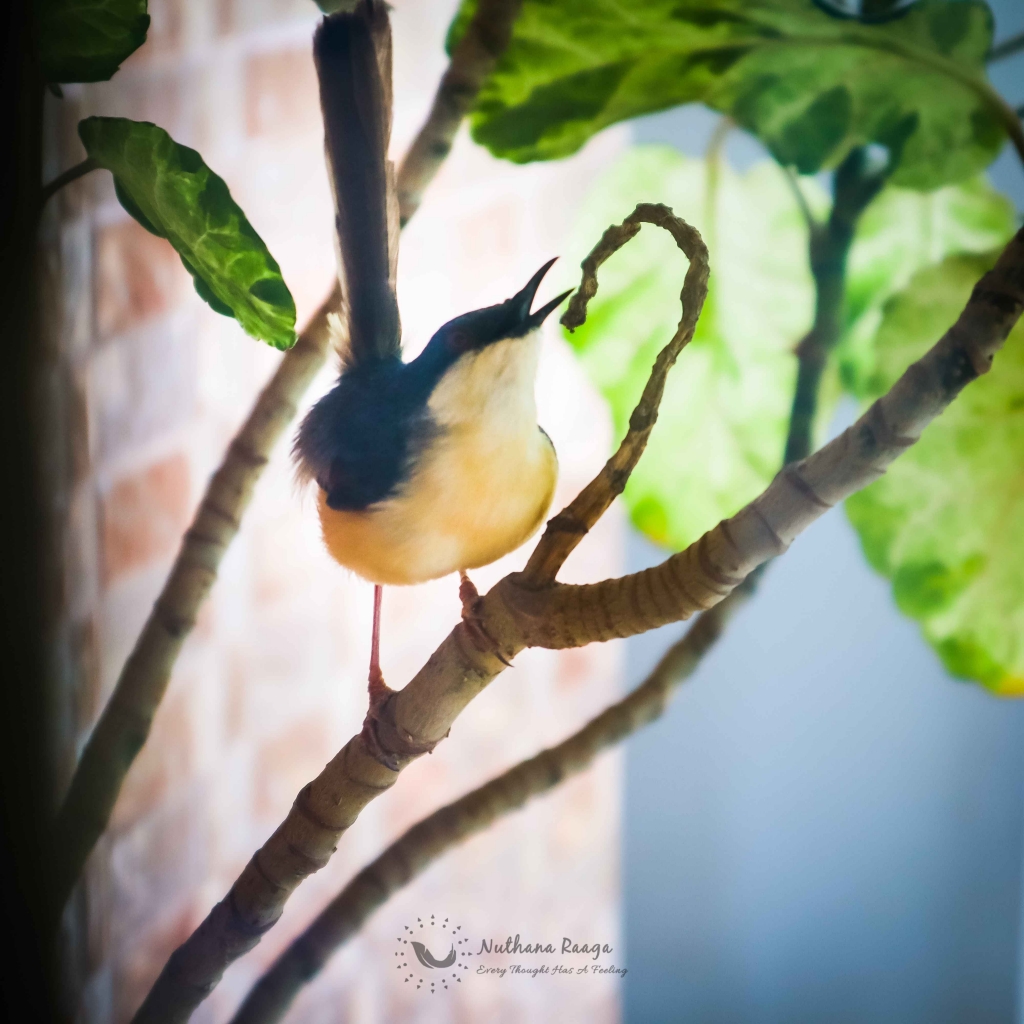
[
  {"x1": 130, "y1": 220, "x2": 1024, "y2": 1023},
  {"x1": 51, "y1": 0, "x2": 510, "y2": 920},
  {"x1": 989, "y1": 30, "x2": 1024, "y2": 63},
  {"x1": 785, "y1": 147, "x2": 885, "y2": 465},
  {"x1": 229, "y1": 583, "x2": 753, "y2": 1024},
  {"x1": 51, "y1": 285, "x2": 340, "y2": 919},
  {"x1": 395, "y1": 0, "x2": 522, "y2": 224}
]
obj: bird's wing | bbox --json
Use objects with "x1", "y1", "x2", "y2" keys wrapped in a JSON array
[{"x1": 314, "y1": 1, "x2": 401, "y2": 367}]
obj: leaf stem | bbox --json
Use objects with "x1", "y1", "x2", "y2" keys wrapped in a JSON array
[{"x1": 38, "y1": 156, "x2": 98, "y2": 207}]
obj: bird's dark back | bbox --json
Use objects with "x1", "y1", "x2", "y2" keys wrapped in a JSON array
[{"x1": 296, "y1": 357, "x2": 442, "y2": 511}]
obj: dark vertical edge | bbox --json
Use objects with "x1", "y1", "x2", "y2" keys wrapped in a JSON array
[{"x1": 0, "y1": 0, "x2": 62, "y2": 1020}]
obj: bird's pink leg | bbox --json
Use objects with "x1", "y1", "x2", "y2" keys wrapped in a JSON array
[{"x1": 368, "y1": 584, "x2": 390, "y2": 707}]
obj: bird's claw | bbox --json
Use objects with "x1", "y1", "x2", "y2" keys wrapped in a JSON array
[{"x1": 458, "y1": 572, "x2": 513, "y2": 668}]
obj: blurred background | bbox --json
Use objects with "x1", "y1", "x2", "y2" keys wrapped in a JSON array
[{"x1": 38, "y1": 0, "x2": 1024, "y2": 1022}]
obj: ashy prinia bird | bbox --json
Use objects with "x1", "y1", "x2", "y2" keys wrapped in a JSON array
[{"x1": 293, "y1": 0, "x2": 570, "y2": 712}]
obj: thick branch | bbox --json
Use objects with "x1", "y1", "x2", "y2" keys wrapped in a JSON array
[
  {"x1": 50, "y1": 286, "x2": 340, "y2": 918},
  {"x1": 52, "y1": 0, "x2": 507, "y2": 920},
  {"x1": 521, "y1": 203, "x2": 709, "y2": 586},
  {"x1": 395, "y1": 0, "x2": 522, "y2": 224},
  {"x1": 230, "y1": 585, "x2": 752, "y2": 1024},
  {"x1": 785, "y1": 147, "x2": 885, "y2": 464}
]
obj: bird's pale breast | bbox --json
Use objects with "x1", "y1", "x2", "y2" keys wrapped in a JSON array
[{"x1": 317, "y1": 332, "x2": 557, "y2": 585}]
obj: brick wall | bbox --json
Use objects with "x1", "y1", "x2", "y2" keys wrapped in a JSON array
[{"x1": 44, "y1": 2, "x2": 628, "y2": 1021}]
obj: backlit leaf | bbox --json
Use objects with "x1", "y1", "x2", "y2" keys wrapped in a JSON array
[{"x1": 451, "y1": 0, "x2": 1003, "y2": 190}]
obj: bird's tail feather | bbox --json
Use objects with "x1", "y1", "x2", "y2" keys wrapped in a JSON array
[{"x1": 314, "y1": 1, "x2": 401, "y2": 366}]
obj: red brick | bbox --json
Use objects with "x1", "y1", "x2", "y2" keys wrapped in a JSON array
[
  {"x1": 95, "y1": 219, "x2": 188, "y2": 341},
  {"x1": 101, "y1": 453, "x2": 191, "y2": 584},
  {"x1": 244, "y1": 48, "x2": 320, "y2": 140}
]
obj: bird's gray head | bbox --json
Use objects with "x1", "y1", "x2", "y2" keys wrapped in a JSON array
[{"x1": 424, "y1": 258, "x2": 571, "y2": 362}]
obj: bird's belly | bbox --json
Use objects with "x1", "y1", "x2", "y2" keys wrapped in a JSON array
[{"x1": 317, "y1": 428, "x2": 557, "y2": 585}]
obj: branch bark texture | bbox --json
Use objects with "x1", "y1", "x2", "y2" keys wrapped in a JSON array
[
  {"x1": 395, "y1": 0, "x2": 522, "y2": 224},
  {"x1": 52, "y1": 0, "x2": 506, "y2": 919},
  {"x1": 229, "y1": 585, "x2": 751, "y2": 1024}
]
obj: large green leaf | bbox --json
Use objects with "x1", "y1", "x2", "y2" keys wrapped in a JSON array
[
  {"x1": 79, "y1": 117, "x2": 297, "y2": 349},
  {"x1": 451, "y1": 0, "x2": 1004, "y2": 189},
  {"x1": 37, "y1": 0, "x2": 150, "y2": 83},
  {"x1": 560, "y1": 146, "x2": 818, "y2": 550},
  {"x1": 839, "y1": 175, "x2": 1016, "y2": 396},
  {"x1": 845, "y1": 251, "x2": 1024, "y2": 695}
]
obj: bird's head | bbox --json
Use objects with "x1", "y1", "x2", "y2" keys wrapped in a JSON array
[{"x1": 424, "y1": 258, "x2": 571, "y2": 363}]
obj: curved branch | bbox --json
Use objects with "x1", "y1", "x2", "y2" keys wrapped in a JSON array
[
  {"x1": 130, "y1": 225, "x2": 1024, "y2": 1024},
  {"x1": 395, "y1": 0, "x2": 523, "y2": 224},
  {"x1": 53, "y1": 0, "x2": 508, "y2": 920},
  {"x1": 521, "y1": 203, "x2": 709, "y2": 586},
  {"x1": 229, "y1": 585, "x2": 752, "y2": 1024}
]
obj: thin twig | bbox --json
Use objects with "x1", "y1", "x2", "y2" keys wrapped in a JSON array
[
  {"x1": 520, "y1": 204, "x2": 709, "y2": 587},
  {"x1": 52, "y1": 0, "x2": 508, "y2": 920},
  {"x1": 395, "y1": 0, "x2": 523, "y2": 224},
  {"x1": 228, "y1": 583, "x2": 753, "y2": 1024},
  {"x1": 39, "y1": 156, "x2": 99, "y2": 207},
  {"x1": 990, "y1": 30, "x2": 1024, "y2": 63}
]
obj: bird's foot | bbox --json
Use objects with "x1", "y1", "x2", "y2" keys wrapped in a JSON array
[{"x1": 458, "y1": 571, "x2": 513, "y2": 668}]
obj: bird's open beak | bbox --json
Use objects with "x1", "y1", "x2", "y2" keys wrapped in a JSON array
[{"x1": 512, "y1": 258, "x2": 572, "y2": 331}]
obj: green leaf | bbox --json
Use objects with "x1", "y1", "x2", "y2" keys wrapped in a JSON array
[
  {"x1": 452, "y1": 0, "x2": 1003, "y2": 189},
  {"x1": 36, "y1": 0, "x2": 150, "y2": 83},
  {"x1": 839, "y1": 175, "x2": 1016, "y2": 396},
  {"x1": 845, "y1": 250, "x2": 1024, "y2": 695},
  {"x1": 561, "y1": 145, "x2": 821, "y2": 550},
  {"x1": 79, "y1": 117, "x2": 297, "y2": 349}
]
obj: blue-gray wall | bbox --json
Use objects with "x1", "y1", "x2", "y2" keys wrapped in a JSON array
[{"x1": 624, "y1": 4, "x2": 1024, "y2": 1021}]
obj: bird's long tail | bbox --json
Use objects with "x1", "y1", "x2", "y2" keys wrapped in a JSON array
[{"x1": 313, "y1": 0, "x2": 401, "y2": 366}]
